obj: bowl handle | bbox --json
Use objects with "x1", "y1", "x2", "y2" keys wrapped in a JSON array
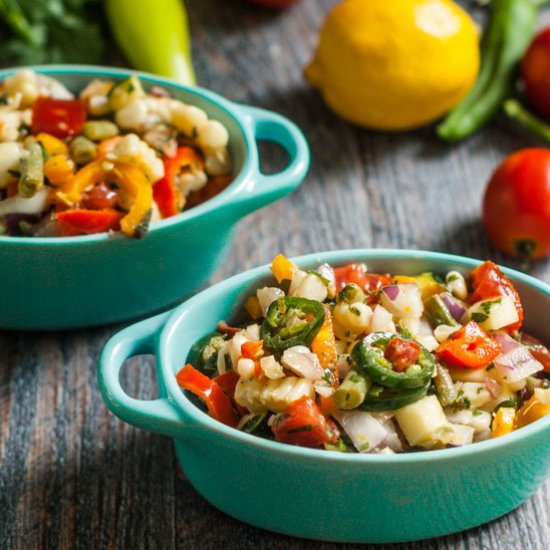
[
  {"x1": 98, "y1": 311, "x2": 187, "y2": 439},
  {"x1": 236, "y1": 104, "x2": 310, "y2": 211}
]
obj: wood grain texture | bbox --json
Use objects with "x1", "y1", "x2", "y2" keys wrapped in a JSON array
[{"x1": 1, "y1": 1, "x2": 550, "y2": 548}]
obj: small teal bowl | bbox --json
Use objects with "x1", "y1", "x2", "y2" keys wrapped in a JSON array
[
  {"x1": 0, "y1": 65, "x2": 309, "y2": 330},
  {"x1": 98, "y1": 249, "x2": 550, "y2": 543}
]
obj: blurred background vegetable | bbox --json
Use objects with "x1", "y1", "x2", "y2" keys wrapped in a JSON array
[
  {"x1": 0, "y1": 0, "x2": 195, "y2": 85},
  {"x1": 483, "y1": 148, "x2": 550, "y2": 260},
  {"x1": 305, "y1": 0, "x2": 480, "y2": 131},
  {"x1": 0, "y1": 0, "x2": 106, "y2": 65},
  {"x1": 105, "y1": 0, "x2": 196, "y2": 85},
  {"x1": 521, "y1": 25, "x2": 550, "y2": 118},
  {"x1": 247, "y1": 0, "x2": 301, "y2": 7},
  {"x1": 437, "y1": 0, "x2": 538, "y2": 142}
]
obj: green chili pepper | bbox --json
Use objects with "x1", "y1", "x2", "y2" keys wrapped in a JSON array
[
  {"x1": 352, "y1": 332, "x2": 435, "y2": 390},
  {"x1": 333, "y1": 369, "x2": 371, "y2": 409},
  {"x1": 425, "y1": 295, "x2": 459, "y2": 328},
  {"x1": 261, "y1": 296, "x2": 325, "y2": 353},
  {"x1": 358, "y1": 382, "x2": 431, "y2": 412},
  {"x1": 503, "y1": 98, "x2": 550, "y2": 142},
  {"x1": 105, "y1": 0, "x2": 196, "y2": 86},
  {"x1": 239, "y1": 412, "x2": 268, "y2": 434},
  {"x1": 187, "y1": 332, "x2": 224, "y2": 374},
  {"x1": 436, "y1": 0, "x2": 537, "y2": 142}
]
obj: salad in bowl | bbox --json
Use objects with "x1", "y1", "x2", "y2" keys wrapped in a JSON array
[
  {"x1": 0, "y1": 69, "x2": 232, "y2": 238},
  {"x1": 178, "y1": 255, "x2": 550, "y2": 453}
]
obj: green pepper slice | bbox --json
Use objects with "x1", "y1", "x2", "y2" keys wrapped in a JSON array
[
  {"x1": 358, "y1": 382, "x2": 431, "y2": 412},
  {"x1": 261, "y1": 296, "x2": 325, "y2": 353},
  {"x1": 187, "y1": 332, "x2": 225, "y2": 374},
  {"x1": 352, "y1": 332, "x2": 435, "y2": 389}
]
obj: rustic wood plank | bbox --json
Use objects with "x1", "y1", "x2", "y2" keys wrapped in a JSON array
[{"x1": 2, "y1": 0, "x2": 550, "y2": 549}]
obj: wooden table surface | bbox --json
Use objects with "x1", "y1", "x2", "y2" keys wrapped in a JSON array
[{"x1": 2, "y1": 1, "x2": 550, "y2": 548}]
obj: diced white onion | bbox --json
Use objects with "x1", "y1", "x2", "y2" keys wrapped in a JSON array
[
  {"x1": 380, "y1": 283, "x2": 423, "y2": 319},
  {"x1": 281, "y1": 346, "x2": 324, "y2": 380},
  {"x1": 256, "y1": 286, "x2": 285, "y2": 317},
  {"x1": 0, "y1": 187, "x2": 49, "y2": 216},
  {"x1": 333, "y1": 410, "x2": 390, "y2": 453}
]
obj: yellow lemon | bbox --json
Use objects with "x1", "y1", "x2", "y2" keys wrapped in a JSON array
[{"x1": 305, "y1": 0, "x2": 480, "y2": 130}]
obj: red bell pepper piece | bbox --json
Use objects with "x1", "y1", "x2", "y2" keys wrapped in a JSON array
[
  {"x1": 176, "y1": 364, "x2": 239, "y2": 427},
  {"x1": 436, "y1": 321, "x2": 502, "y2": 369},
  {"x1": 270, "y1": 396, "x2": 340, "y2": 448},
  {"x1": 56, "y1": 209, "x2": 124, "y2": 235},
  {"x1": 153, "y1": 146, "x2": 204, "y2": 218},
  {"x1": 32, "y1": 97, "x2": 87, "y2": 138},
  {"x1": 241, "y1": 340, "x2": 264, "y2": 360},
  {"x1": 469, "y1": 261, "x2": 524, "y2": 333}
]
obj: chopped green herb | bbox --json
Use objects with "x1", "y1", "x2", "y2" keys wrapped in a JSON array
[
  {"x1": 358, "y1": 442, "x2": 370, "y2": 451},
  {"x1": 287, "y1": 424, "x2": 313, "y2": 434}
]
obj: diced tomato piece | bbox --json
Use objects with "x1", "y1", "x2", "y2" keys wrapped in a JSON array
[
  {"x1": 176, "y1": 364, "x2": 239, "y2": 427},
  {"x1": 82, "y1": 183, "x2": 118, "y2": 210},
  {"x1": 32, "y1": 97, "x2": 87, "y2": 138},
  {"x1": 56, "y1": 209, "x2": 124, "y2": 235},
  {"x1": 334, "y1": 263, "x2": 368, "y2": 291},
  {"x1": 470, "y1": 261, "x2": 524, "y2": 333},
  {"x1": 436, "y1": 321, "x2": 502, "y2": 369},
  {"x1": 384, "y1": 338, "x2": 421, "y2": 372},
  {"x1": 334, "y1": 263, "x2": 392, "y2": 306},
  {"x1": 521, "y1": 333, "x2": 550, "y2": 373},
  {"x1": 271, "y1": 396, "x2": 339, "y2": 448}
]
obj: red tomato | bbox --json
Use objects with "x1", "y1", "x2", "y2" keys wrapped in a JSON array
[
  {"x1": 483, "y1": 149, "x2": 550, "y2": 260},
  {"x1": 247, "y1": 0, "x2": 300, "y2": 8},
  {"x1": 522, "y1": 27, "x2": 550, "y2": 119},
  {"x1": 82, "y1": 183, "x2": 118, "y2": 210},
  {"x1": 436, "y1": 321, "x2": 502, "y2": 369},
  {"x1": 334, "y1": 263, "x2": 368, "y2": 291},
  {"x1": 384, "y1": 338, "x2": 421, "y2": 372},
  {"x1": 469, "y1": 261, "x2": 524, "y2": 333},
  {"x1": 32, "y1": 97, "x2": 87, "y2": 138},
  {"x1": 271, "y1": 396, "x2": 339, "y2": 448}
]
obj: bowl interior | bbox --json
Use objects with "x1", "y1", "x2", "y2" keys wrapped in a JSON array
[{"x1": 161, "y1": 250, "x2": 550, "y2": 442}]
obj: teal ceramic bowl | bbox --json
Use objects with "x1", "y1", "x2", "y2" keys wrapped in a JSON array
[
  {"x1": 0, "y1": 65, "x2": 309, "y2": 330},
  {"x1": 98, "y1": 249, "x2": 550, "y2": 543}
]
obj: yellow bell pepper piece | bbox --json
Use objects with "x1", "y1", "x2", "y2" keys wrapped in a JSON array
[
  {"x1": 491, "y1": 407, "x2": 516, "y2": 438},
  {"x1": 515, "y1": 395, "x2": 550, "y2": 430},
  {"x1": 244, "y1": 295, "x2": 263, "y2": 320},
  {"x1": 36, "y1": 133, "x2": 69, "y2": 156},
  {"x1": 56, "y1": 160, "x2": 106, "y2": 206},
  {"x1": 393, "y1": 275, "x2": 416, "y2": 284},
  {"x1": 271, "y1": 254, "x2": 295, "y2": 283},
  {"x1": 44, "y1": 155, "x2": 74, "y2": 186},
  {"x1": 311, "y1": 306, "x2": 337, "y2": 372},
  {"x1": 109, "y1": 162, "x2": 153, "y2": 238}
]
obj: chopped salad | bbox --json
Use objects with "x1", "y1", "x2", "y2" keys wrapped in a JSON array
[
  {"x1": 0, "y1": 70, "x2": 232, "y2": 238},
  {"x1": 177, "y1": 256, "x2": 550, "y2": 453}
]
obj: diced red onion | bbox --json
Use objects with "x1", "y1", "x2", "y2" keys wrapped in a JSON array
[
  {"x1": 492, "y1": 332, "x2": 521, "y2": 354},
  {"x1": 484, "y1": 377, "x2": 501, "y2": 400},
  {"x1": 440, "y1": 293, "x2": 467, "y2": 323},
  {"x1": 382, "y1": 285, "x2": 400, "y2": 301},
  {"x1": 494, "y1": 344, "x2": 544, "y2": 383}
]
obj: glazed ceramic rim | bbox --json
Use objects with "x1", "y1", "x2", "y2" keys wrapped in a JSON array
[
  {"x1": 0, "y1": 64, "x2": 254, "y2": 246},
  {"x1": 161, "y1": 249, "x2": 550, "y2": 463}
]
